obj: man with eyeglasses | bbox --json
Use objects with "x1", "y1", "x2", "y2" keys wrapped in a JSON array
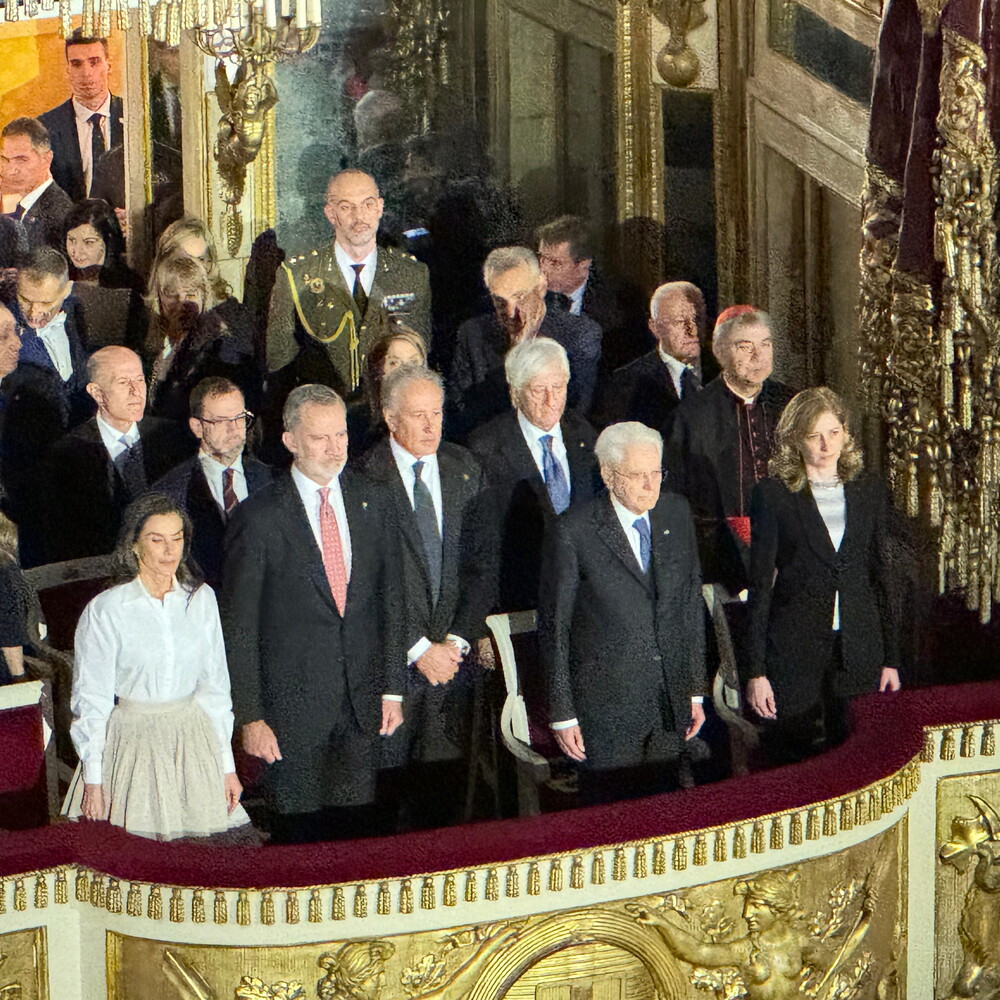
[
  {"x1": 265, "y1": 168, "x2": 430, "y2": 399},
  {"x1": 597, "y1": 281, "x2": 717, "y2": 435},
  {"x1": 466, "y1": 337, "x2": 601, "y2": 613},
  {"x1": 539, "y1": 421, "x2": 706, "y2": 804},
  {"x1": 45, "y1": 346, "x2": 189, "y2": 562},
  {"x1": 667, "y1": 307, "x2": 795, "y2": 596},
  {"x1": 155, "y1": 377, "x2": 273, "y2": 588}
]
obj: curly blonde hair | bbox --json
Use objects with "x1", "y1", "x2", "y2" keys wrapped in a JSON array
[{"x1": 769, "y1": 386, "x2": 863, "y2": 492}]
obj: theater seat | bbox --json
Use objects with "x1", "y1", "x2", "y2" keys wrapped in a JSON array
[
  {"x1": 0, "y1": 678, "x2": 59, "y2": 827},
  {"x1": 486, "y1": 611, "x2": 578, "y2": 817}
]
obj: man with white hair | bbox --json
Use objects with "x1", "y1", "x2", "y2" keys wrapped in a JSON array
[
  {"x1": 667, "y1": 307, "x2": 794, "y2": 594},
  {"x1": 467, "y1": 336, "x2": 601, "y2": 612},
  {"x1": 449, "y1": 246, "x2": 602, "y2": 435},
  {"x1": 597, "y1": 281, "x2": 716, "y2": 434},
  {"x1": 362, "y1": 364, "x2": 494, "y2": 829},
  {"x1": 539, "y1": 420, "x2": 706, "y2": 803}
]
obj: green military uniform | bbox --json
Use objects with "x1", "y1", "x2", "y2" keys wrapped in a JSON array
[{"x1": 266, "y1": 242, "x2": 431, "y2": 393}]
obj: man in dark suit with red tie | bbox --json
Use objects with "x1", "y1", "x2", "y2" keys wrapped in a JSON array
[
  {"x1": 38, "y1": 31, "x2": 125, "y2": 207},
  {"x1": 362, "y1": 365, "x2": 493, "y2": 829},
  {"x1": 466, "y1": 336, "x2": 602, "y2": 613},
  {"x1": 154, "y1": 377, "x2": 272, "y2": 589},
  {"x1": 539, "y1": 421, "x2": 706, "y2": 804},
  {"x1": 222, "y1": 384, "x2": 398, "y2": 843}
]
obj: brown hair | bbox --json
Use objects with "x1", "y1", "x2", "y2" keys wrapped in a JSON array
[
  {"x1": 769, "y1": 386, "x2": 864, "y2": 492},
  {"x1": 111, "y1": 493, "x2": 201, "y2": 594},
  {"x1": 363, "y1": 325, "x2": 427, "y2": 416}
]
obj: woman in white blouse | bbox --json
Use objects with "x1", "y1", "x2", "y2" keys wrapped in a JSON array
[
  {"x1": 69, "y1": 493, "x2": 249, "y2": 840},
  {"x1": 743, "y1": 387, "x2": 903, "y2": 764}
]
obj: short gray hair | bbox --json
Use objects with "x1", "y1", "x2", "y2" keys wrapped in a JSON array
[
  {"x1": 505, "y1": 337, "x2": 569, "y2": 394},
  {"x1": 483, "y1": 246, "x2": 540, "y2": 289},
  {"x1": 594, "y1": 422, "x2": 663, "y2": 471},
  {"x1": 382, "y1": 364, "x2": 444, "y2": 414},
  {"x1": 713, "y1": 308, "x2": 773, "y2": 352},
  {"x1": 283, "y1": 383, "x2": 345, "y2": 431},
  {"x1": 650, "y1": 281, "x2": 705, "y2": 323}
]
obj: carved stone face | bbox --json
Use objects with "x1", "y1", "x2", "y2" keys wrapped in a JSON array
[{"x1": 742, "y1": 896, "x2": 778, "y2": 933}]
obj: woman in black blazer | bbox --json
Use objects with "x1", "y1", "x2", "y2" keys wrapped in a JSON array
[{"x1": 743, "y1": 387, "x2": 901, "y2": 763}]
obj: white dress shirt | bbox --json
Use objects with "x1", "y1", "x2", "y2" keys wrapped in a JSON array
[
  {"x1": 35, "y1": 311, "x2": 73, "y2": 381},
  {"x1": 517, "y1": 410, "x2": 570, "y2": 491},
  {"x1": 290, "y1": 463, "x2": 352, "y2": 581},
  {"x1": 388, "y1": 435, "x2": 467, "y2": 665},
  {"x1": 567, "y1": 280, "x2": 586, "y2": 315},
  {"x1": 657, "y1": 347, "x2": 701, "y2": 398},
  {"x1": 70, "y1": 578, "x2": 237, "y2": 784},
  {"x1": 96, "y1": 412, "x2": 139, "y2": 460},
  {"x1": 551, "y1": 495, "x2": 699, "y2": 731},
  {"x1": 199, "y1": 452, "x2": 248, "y2": 510},
  {"x1": 335, "y1": 242, "x2": 377, "y2": 298},
  {"x1": 73, "y1": 94, "x2": 112, "y2": 195},
  {"x1": 17, "y1": 177, "x2": 54, "y2": 214}
]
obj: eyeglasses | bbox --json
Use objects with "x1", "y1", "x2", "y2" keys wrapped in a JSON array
[
  {"x1": 616, "y1": 468, "x2": 666, "y2": 484},
  {"x1": 524, "y1": 382, "x2": 568, "y2": 401},
  {"x1": 197, "y1": 410, "x2": 254, "y2": 427}
]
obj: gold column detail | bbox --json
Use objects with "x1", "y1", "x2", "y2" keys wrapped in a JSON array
[{"x1": 615, "y1": 0, "x2": 665, "y2": 226}]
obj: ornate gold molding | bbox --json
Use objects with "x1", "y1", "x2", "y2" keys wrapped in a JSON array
[{"x1": 615, "y1": 0, "x2": 664, "y2": 226}]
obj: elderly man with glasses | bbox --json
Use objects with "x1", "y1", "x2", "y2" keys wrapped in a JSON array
[
  {"x1": 155, "y1": 376, "x2": 273, "y2": 588},
  {"x1": 538, "y1": 420, "x2": 706, "y2": 805}
]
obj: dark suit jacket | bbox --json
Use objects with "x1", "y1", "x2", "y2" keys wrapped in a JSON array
[
  {"x1": 466, "y1": 407, "x2": 601, "y2": 612},
  {"x1": 21, "y1": 181, "x2": 73, "y2": 252},
  {"x1": 449, "y1": 309, "x2": 602, "y2": 436},
  {"x1": 745, "y1": 474, "x2": 902, "y2": 715},
  {"x1": 539, "y1": 492, "x2": 705, "y2": 770},
  {"x1": 154, "y1": 452, "x2": 273, "y2": 588},
  {"x1": 45, "y1": 415, "x2": 191, "y2": 562},
  {"x1": 597, "y1": 349, "x2": 720, "y2": 435},
  {"x1": 38, "y1": 96, "x2": 125, "y2": 203},
  {"x1": 221, "y1": 469, "x2": 390, "y2": 812},
  {"x1": 360, "y1": 438, "x2": 492, "y2": 763},
  {"x1": 666, "y1": 376, "x2": 795, "y2": 591},
  {"x1": 581, "y1": 267, "x2": 648, "y2": 374}
]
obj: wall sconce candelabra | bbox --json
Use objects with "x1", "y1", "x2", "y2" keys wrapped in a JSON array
[{"x1": 2, "y1": 0, "x2": 322, "y2": 255}]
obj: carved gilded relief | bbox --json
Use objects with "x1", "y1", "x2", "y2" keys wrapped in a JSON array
[
  {"x1": 0, "y1": 928, "x2": 49, "y2": 1000},
  {"x1": 935, "y1": 773, "x2": 1000, "y2": 998},
  {"x1": 106, "y1": 824, "x2": 904, "y2": 1000}
]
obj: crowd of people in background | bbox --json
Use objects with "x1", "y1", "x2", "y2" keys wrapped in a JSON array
[{"x1": 0, "y1": 34, "x2": 907, "y2": 844}]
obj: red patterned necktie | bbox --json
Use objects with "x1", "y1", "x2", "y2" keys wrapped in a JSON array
[
  {"x1": 318, "y1": 486, "x2": 348, "y2": 614},
  {"x1": 222, "y1": 467, "x2": 238, "y2": 514}
]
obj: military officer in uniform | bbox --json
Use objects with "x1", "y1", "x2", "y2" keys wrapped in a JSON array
[{"x1": 265, "y1": 168, "x2": 431, "y2": 400}]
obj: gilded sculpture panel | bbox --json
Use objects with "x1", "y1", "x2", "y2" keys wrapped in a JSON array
[
  {"x1": 106, "y1": 823, "x2": 904, "y2": 1000},
  {"x1": 935, "y1": 772, "x2": 1000, "y2": 999},
  {"x1": 0, "y1": 928, "x2": 49, "y2": 1000}
]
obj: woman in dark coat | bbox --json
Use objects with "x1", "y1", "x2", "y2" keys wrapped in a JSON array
[{"x1": 743, "y1": 386, "x2": 902, "y2": 763}]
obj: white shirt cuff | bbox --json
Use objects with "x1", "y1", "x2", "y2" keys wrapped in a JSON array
[
  {"x1": 445, "y1": 633, "x2": 470, "y2": 654},
  {"x1": 692, "y1": 696, "x2": 704, "y2": 704},
  {"x1": 407, "y1": 636, "x2": 432, "y2": 664},
  {"x1": 382, "y1": 694, "x2": 403, "y2": 702},
  {"x1": 551, "y1": 718, "x2": 578, "y2": 730},
  {"x1": 82, "y1": 759, "x2": 102, "y2": 785},
  {"x1": 220, "y1": 746, "x2": 236, "y2": 773}
]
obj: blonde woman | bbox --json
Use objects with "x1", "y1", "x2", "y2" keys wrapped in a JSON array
[
  {"x1": 0, "y1": 513, "x2": 30, "y2": 685},
  {"x1": 743, "y1": 387, "x2": 902, "y2": 763}
]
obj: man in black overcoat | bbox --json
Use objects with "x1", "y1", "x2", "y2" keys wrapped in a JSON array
[
  {"x1": 466, "y1": 336, "x2": 601, "y2": 614},
  {"x1": 539, "y1": 420, "x2": 706, "y2": 803},
  {"x1": 222, "y1": 384, "x2": 399, "y2": 843},
  {"x1": 361, "y1": 365, "x2": 493, "y2": 829}
]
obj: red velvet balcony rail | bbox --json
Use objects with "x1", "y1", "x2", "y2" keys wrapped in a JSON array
[{"x1": 1, "y1": 682, "x2": 998, "y2": 888}]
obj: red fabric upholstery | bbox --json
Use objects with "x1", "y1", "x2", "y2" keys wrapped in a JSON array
[
  {"x1": 0, "y1": 703, "x2": 47, "y2": 830},
  {"x1": 1, "y1": 682, "x2": 997, "y2": 886}
]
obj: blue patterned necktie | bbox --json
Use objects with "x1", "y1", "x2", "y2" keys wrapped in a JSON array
[
  {"x1": 540, "y1": 434, "x2": 570, "y2": 514},
  {"x1": 114, "y1": 436, "x2": 147, "y2": 500},
  {"x1": 633, "y1": 516, "x2": 651, "y2": 573}
]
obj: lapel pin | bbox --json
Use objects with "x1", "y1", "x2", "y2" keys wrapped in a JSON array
[
  {"x1": 463, "y1": 473, "x2": 469, "y2": 481},
  {"x1": 362, "y1": 501, "x2": 368, "y2": 509},
  {"x1": 663, "y1": 529, "x2": 670, "y2": 535}
]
